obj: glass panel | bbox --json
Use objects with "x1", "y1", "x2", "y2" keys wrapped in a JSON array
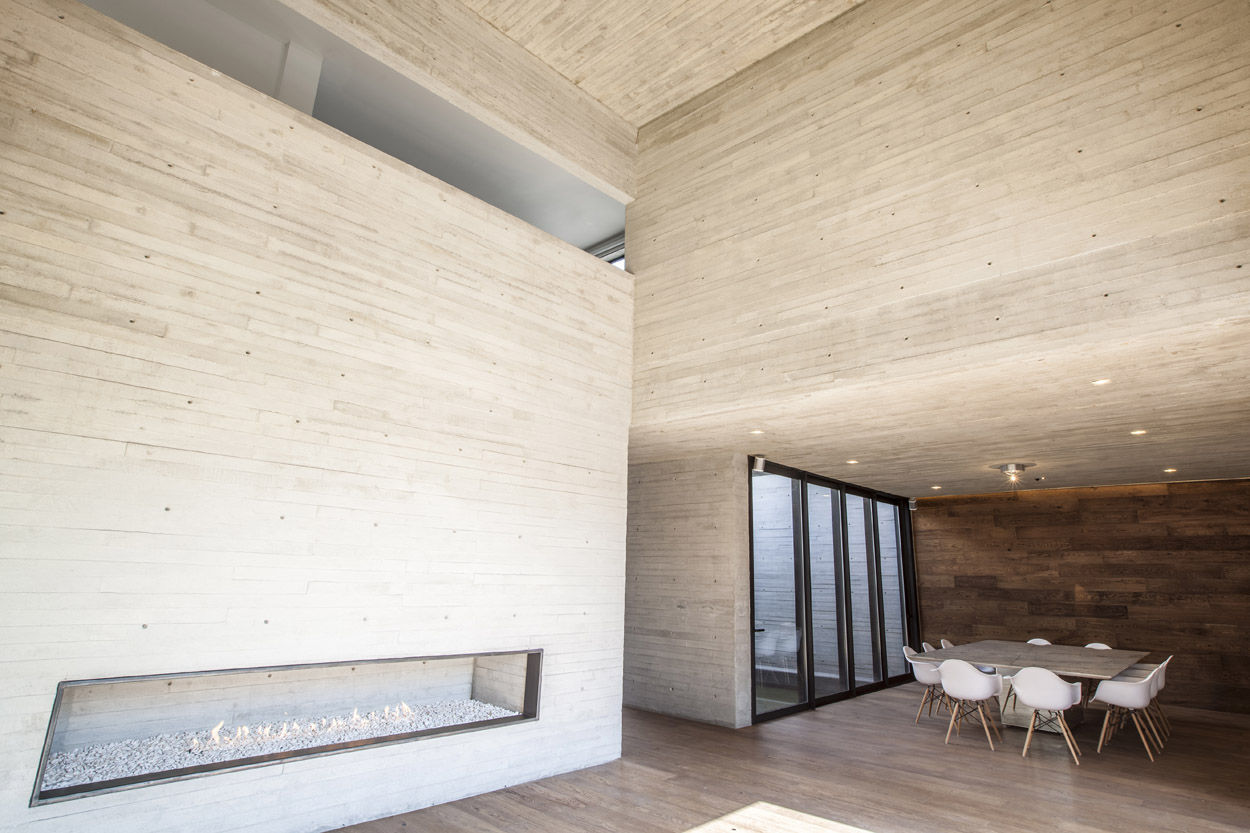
[
  {"x1": 751, "y1": 472, "x2": 807, "y2": 716},
  {"x1": 845, "y1": 494, "x2": 882, "y2": 686},
  {"x1": 807, "y1": 484, "x2": 848, "y2": 698},
  {"x1": 877, "y1": 502, "x2": 908, "y2": 678}
]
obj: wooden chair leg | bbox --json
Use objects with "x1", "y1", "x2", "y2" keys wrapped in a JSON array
[
  {"x1": 984, "y1": 702, "x2": 1002, "y2": 741},
  {"x1": 1058, "y1": 713, "x2": 1081, "y2": 765},
  {"x1": 1097, "y1": 708, "x2": 1113, "y2": 753},
  {"x1": 1141, "y1": 707, "x2": 1165, "y2": 752},
  {"x1": 976, "y1": 703, "x2": 995, "y2": 751},
  {"x1": 1150, "y1": 700, "x2": 1170, "y2": 737},
  {"x1": 1130, "y1": 711, "x2": 1156, "y2": 762},
  {"x1": 945, "y1": 701, "x2": 960, "y2": 744},
  {"x1": 1022, "y1": 709, "x2": 1037, "y2": 758},
  {"x1": 916, "y1": 687, "x2": 931, "y2": 724}
]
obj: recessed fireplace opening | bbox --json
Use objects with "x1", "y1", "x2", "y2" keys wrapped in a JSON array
[{"x1": 31, "y1": 649, "x2": 541, "y2": 806}]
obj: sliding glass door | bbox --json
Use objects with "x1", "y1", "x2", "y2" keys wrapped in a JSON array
[
  {"x1": 751, "y1": 462, "x2": 916, "y2": 721},
  {"x1": 750, "y1": 472, "x2": 807, "y2": 717},
  {"x1": 807, "y1": 483, "x2": 849, "y2": 700}
]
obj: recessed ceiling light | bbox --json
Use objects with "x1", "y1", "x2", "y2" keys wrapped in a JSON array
[
  {"x1": 930, "y1": 485, "x2": 942, "y2": 490},
  {"x1": 1091, "y1": 378, "x2": 1112, "y2": 386},
  {"x1": 846, "y1": 460, "x2": 859, "y2": 464},
  {"x1": 1130, "y1": 429, "x2": 1148, "y2": 435},
  {"x1": 748, "y1": 429, "x2": 765, "y2": 435},
  {"x1": 1163, "y1": 468, "x2": 1178, "y2": 473}
]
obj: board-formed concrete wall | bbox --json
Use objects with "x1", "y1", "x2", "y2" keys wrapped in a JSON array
[
  {"x1": 624, "y1": 454, "x2": 751, "y2": 727},
  {"x1": 0, "y1": 1, "x2": 631, "y2": 830}
]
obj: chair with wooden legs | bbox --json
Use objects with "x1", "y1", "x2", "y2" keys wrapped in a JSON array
[
  {"x1": 1005, "y1": 667, "x2": 1083, "y2": 765},
  {"x1": 1150, "y1": 656, "x2": 1173, "y2": 739},
  {"x1": 1112, "y1": 655, "x2": 1173, "y2": 744},
  {"x1": 937, "y1": 659, "x2": 1002, "y2": 750},
  {"x1": 1009, "y1": 638, "x2": 1052, "y2": 707},
  {"x1": 1092, "y1": 668, "x2": 1163, "y2": 761},
  {"x1": 903, "y1": 646, "x2": 946, "y2": 723}
]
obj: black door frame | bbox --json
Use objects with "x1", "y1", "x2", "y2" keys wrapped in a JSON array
[{"x1": 749, "y1": 459, "x2": 920, "y2": 723}]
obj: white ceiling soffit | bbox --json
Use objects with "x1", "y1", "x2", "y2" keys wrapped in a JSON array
[{"x1": 78, "y1": 0, "x2": 626, "y2": 252}]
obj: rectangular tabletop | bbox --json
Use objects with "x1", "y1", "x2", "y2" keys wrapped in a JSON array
[{"x1": 910, "y1": 639, "x2": 1149, "y2": 680}]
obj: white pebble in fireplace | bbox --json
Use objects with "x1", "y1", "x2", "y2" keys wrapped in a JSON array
[{"x1": 32, "y1": 650, "x2": 541, "y2": 805}]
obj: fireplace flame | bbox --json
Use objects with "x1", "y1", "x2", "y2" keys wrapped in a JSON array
[{"x1": 197, "y1": 702, "x2": 439, "y2": 751}]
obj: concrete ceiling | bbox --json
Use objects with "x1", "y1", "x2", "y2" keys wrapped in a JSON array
[
  {"x1": 630, "y1": 319, "x2": 1250, "y2": 498},
  {"x1": 459, "y1": 0, "x2": 867, "y2": 128}
]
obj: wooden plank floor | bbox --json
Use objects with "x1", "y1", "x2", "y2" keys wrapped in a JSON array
[{"x1": 335, "y1": 684, "x2": 1250, "y2": 832}]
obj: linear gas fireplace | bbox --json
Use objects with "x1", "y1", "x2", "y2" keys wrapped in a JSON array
[{"x1": 31, "y1": 649, "x2": 541, "y2": 805}]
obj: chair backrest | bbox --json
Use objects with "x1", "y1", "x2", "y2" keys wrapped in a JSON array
[
  {"x1": 1026, "y1": 637, "x2": 1051, "y2": 646},
  {"x1": 904, "y1": 649, "x2": 942, "y2": 685},
  {"x1": 1154, "y1": 655, "x2": 1173, "y2": 695},
  {"x1": 940, "y1": 638, "x2": 955, "y2": 649},
  {"x1": 1006, "y1": 666, "x2": 1080, "y2": 711},
  {"x1": 922, "y1": 641, "x2": 936, "y2": 652},
  {"x1": 1085, "y1": 642, "x2": 1112, "y2": 650},
  {"x1": 1095, "y1": 666, "x2": 1160, "y2": 710},
  {"x1": 937, "y1": 659, "x2": 1001, "y2": 701}
]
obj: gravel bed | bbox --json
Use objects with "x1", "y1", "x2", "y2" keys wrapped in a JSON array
[{"x1": 42, "y1": 698, "x2": 518, "y2": 790}]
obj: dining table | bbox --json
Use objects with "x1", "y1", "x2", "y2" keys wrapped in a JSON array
[{"x1": 909, "y1": 639, "x2": 1150, "y2": 730}]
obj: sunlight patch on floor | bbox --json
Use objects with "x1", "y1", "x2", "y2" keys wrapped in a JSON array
[{"x1": 685, "y1": 802, "x2": 875, "y2": 833}]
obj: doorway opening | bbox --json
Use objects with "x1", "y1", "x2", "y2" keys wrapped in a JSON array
[{"x1": 749, "y1": 461, "x2": 918, "y2": 721}]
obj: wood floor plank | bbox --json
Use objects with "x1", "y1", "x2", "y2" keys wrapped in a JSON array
[{"x1": 334, "y1": 685, "x2": 1250, "y2": 832}]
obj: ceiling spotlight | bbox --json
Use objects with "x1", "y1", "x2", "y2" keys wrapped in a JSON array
[
  {"x1": 994, "y1": 462, "x2": 1035, "y2": 484},
  {"x1": 1130, "y1": 429, "x2": 1148, "y2": 436},
  {"x1": 1163, "y1": 468, "x2": 1178, "y2": 473},
  {"x1": 751, "y1": 456, "x2": 766, "y2": 473},
  {"x1": 846, "y1": 459, "x2": 859, "y2": 464},
  {"x1": 930, "y1": 485, "x2": 942, "y2": 490},
  {"x1": 749, "y1": 429, "x2": 765, "y2": 435},
  {"x1": 1091, "y1": 378, "x2": 1112, "y2": 386}
]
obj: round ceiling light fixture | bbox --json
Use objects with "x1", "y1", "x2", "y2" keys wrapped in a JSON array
[{"x1": 993, "y1": 462, "x2": 1035, "y2": 484}]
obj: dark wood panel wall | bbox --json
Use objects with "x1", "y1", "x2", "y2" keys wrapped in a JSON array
[{"x1": 913, "y1": 480, "x2": 1250, "y2": 713}]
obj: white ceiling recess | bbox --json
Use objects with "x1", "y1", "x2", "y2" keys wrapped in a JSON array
[{"x1": 80, "y1": 0, "x2": 627, "y2": 251}]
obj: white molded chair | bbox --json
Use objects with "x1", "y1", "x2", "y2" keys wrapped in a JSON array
[
  {"x1": 1005, "y1": 667, "x2": 1083, "y2": 764},
  {"x1": 1092, "y1": 666, "x2": 1162, "y2": 761},
  {"x1": 940, "y1": 638, "x2": 955, "y2": 649},
  {"x1": 1114, "y1": 656, "x2": 1172, "y2": 742},
  {"x1": 937, "y1": 659, "x2": 1003, "y2": 750},
  {"x1": 922, "y1": 641, "x2": 937, "y2": 653},
  {"x1": 903, "y1": 646, "x2": 946, "y2": 723},
  {"x1": 1026, "y1": 637, "x2": 1051, "y2": 646}
]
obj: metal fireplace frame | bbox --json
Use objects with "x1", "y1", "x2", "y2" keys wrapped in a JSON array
[{"x1": 31, "y1": 649, "x2": 542, "y2": 806}]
